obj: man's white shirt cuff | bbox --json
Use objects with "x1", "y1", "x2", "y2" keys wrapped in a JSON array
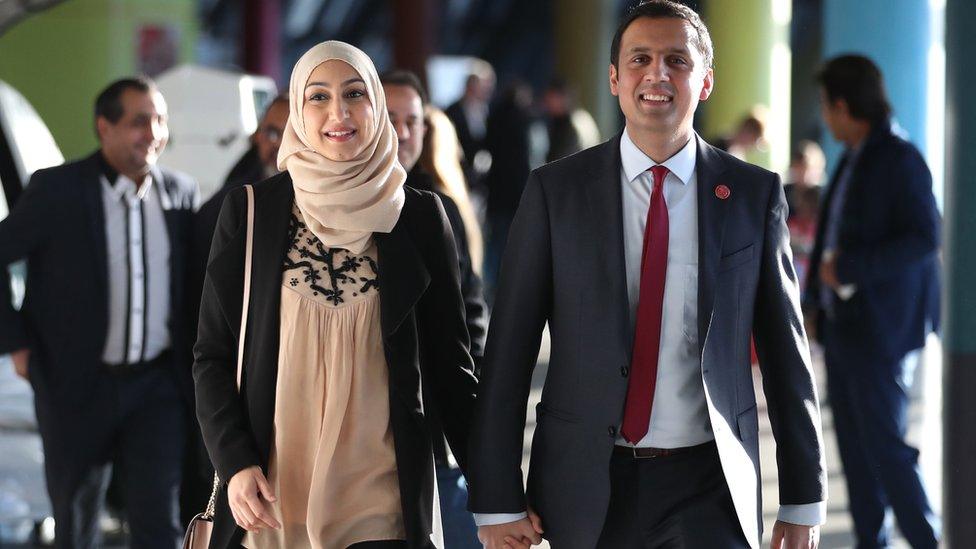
[
  {"x1": 473, "y1": 512, "x2": 528, "y2": 527},
  {"x1": 777, "y1": 502, "x2": 826, "y2": 526}
]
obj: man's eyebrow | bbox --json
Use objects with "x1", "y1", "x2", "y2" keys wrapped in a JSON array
[{"x1": 626, "y1": 45, "x2": 692, "y2": 55}]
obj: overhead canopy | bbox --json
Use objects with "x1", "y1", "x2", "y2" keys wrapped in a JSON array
[{"x1": 0, "y1": 0, "x2": 67, "y2": 36}]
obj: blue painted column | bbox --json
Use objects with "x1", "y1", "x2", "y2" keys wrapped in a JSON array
[{"x1": 822, "y1": 0, "x2": 933, "y2": 165}]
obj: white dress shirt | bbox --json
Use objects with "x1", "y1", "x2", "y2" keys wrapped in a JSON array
[
  {"x1": 618, "y1": 127, "x2": 712, "y2": 449},
  {"x1": 475, "y1": 130, "x2": 824, "y2": 527},
  {"x1": 100, "y1": 171, "x2": 171, "y2": 365}
]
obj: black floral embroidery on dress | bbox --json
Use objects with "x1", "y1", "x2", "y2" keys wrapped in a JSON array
[{"x1": 282, "y1": 211, "x2": 379, "y2": 306}]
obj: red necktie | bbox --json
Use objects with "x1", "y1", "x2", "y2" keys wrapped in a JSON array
[{"x1": 620, "y1": 165, "x2": 670, "y2": 444}]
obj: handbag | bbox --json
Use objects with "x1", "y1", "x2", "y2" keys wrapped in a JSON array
[{"x1": 183, "y1": 184, "x2": 256, "y2": 549}]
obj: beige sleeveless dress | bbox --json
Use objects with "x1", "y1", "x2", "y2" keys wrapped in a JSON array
[{"x1": 243, "y1": 204, "x2": 405, "y2": 549}]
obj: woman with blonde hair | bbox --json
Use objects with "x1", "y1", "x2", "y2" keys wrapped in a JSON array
[
  {"x1": 419, "y1": 106, "x2": 484, "y2": 275},
  {"x1": 193, "y1": 41, "x2": 477, "y2": 549}
]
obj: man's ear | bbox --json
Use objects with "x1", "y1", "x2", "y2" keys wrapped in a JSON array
[
  {"x1": 699, "y1": 67, "x2": 714, "y2": 101},
  {"x1": 836, "y1": 98, "x2": 852, "y2": 118},
  {"x1": 95, "y1": 116, "x2": 111, "y2": 142},
  {"x1": 609, "y1": 63, "x2": 619, "y2": 97}
]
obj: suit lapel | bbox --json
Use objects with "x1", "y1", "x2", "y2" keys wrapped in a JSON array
[
  {"x1": 695, "y1": 138, "x2": 731, "y2": 353},
  {"x1": 806, "y1": 152, "x2": 848, "y2": 300},
  {"x1": 375, "y1": 217, "x2": 430, "y2": 338},
  {"x1": 80, "y1": 153, "x2": 110, "y2": 309},
  {"x1": 584, "y1": 134, "x2": 632, "y2": 352},
  {"x1": 151, "y1": 167, "x2": 182, "y2": 282}
]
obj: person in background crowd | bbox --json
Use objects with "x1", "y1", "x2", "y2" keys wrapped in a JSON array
[
  {"x1": 785, "y1": 140, "x2": 825, "y2": 287},
  {"x1": 785, "y1": 140, "x2": 826, "y2": 211},
  {"x1": 468, "y1": 2, "x2": 826, "y2": 548},
  {"x1": 0, "y1": 77, "x2": 199, "y2": 548},
  {"x1": 382, "y1": 68, "x2": 487, "y2": 549},
  {"x1": 445, "y1": 60, "x2": 496, "y2": 188},
  {"x1": 482, "y1": 80, "x2": 547, "y2": 304},
  {"x1": 541, "y1": 76, "x2": 601, "y2": 163},
  {"x1": 420, "y1": 107, "x2": 485, "y2": 277},
  {"x1": 196, "y1": 94, "x2": 289, "y2": 247},
  {"x1": 806, "y1": 54, "x2": 942, "y2": 549},
  {"x1": 715, "y1": 106, "x2": 768, "y2": 161},
  {"x1": 194, "y1": 41, "x2": 477, "y2": 549}
]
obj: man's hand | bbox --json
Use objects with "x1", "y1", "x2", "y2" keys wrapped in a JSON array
[
  {"x1": 478, "y1": 515, "x2": 543, "y2": 549},
  {"x1": 770, "y1": 521, "x2": 819, "y2": 549},
  {"x1": 818, "y1": 254, "x2": 840, "y2": 291},
  {"x1": 10, "y1": 348, "x2": 29, "y2": 380},
  {"x1": 227, "y1": 466, "x2": 280, "y2": 532},
  {"x1": 802, "y1": 307, "x2": 818, "y2": 344}
]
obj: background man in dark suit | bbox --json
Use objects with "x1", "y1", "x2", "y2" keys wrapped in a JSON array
[
  {"x1": 195, "y1": 94, "x2": 288, "y2": 249},
  {"x1": 445, "y1": 62, "x2": 495, "y2": 180},
  {"x1": 807, "y1": 55, "x2": 941, "y2": 549},
  {"x1": 468, "y1": 2, "x2": 826, "y2": 548},
  {"x1": 0, "y1": 77, "x2": 199, "y2": 548}
]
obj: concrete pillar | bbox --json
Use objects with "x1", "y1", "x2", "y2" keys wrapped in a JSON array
[
  {"x1": 0, "y1": 0, "x2": 197, "y2": 158},
  {"x1": 392, "y1": 0, "x2": 436, "y2": 85},
  {"x1": 552, "y1": 0, "x2": 619, "y2": 139},
  {"x1": 702, "y1": 0, "x2": 792, "y2": 172},
  {"x1": 243, "y1": 0, "x2": 281, "y2": 81},
  {"x1": 942, "y1": 0, "x2": 976, "y2": 544}
]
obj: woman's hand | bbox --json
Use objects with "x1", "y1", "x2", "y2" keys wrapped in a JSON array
[{"x1": 227, "y1": 466, "x2": 281, "y2": 532}]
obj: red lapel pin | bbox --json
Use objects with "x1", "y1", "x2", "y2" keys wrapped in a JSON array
[{"x1": 714, "y1": 184, "x2": 731, "y2": 200}]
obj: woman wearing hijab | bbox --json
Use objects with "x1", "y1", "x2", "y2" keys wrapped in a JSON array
[{"x1": 193, "y1": 41, "x2": 478, "y2": 549}]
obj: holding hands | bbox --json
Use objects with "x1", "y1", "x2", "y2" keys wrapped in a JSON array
[
  {"x1": 478, "y1": 508, "x2": 544, "y2": 549},
  {"x1": 771, "y1": 521, "x2": 820, "y2": 549}
]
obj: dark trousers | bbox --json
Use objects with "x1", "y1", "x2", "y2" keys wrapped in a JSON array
[
  {"x1": 436, "y1": 464, "x2": 480, "y2": 549},
  {"x1": 595, "y1": 442, "x2": 749, "y2": 548},
  {"x1": 824, "y1": 328, "x2": 940, "y2": 549},
  {"x1": 39, "y1": 362, "x2": 186, "y2": 549}
]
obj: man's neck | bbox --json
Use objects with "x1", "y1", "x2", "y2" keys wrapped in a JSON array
[
  {"x1": 117, "y1": 164, "x2": 150, "y2": 188},
  {"x1": 626, "y1": 125, "x2": 694, "y2": 164},
  {"x1": 844, "y1": 120, "x2": 872, "y2": 150},
  {"x1": 101, "y1": 150, "x2": 150, "y2": 186}
]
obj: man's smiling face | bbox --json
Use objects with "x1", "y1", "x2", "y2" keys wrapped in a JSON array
[{"x1": 609, "y1": 16, "x2": 713, "y2": 140}]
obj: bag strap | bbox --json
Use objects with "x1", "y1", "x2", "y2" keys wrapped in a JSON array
[
  {"x1": 202, "y1": 183, "x2": 255, "y2": 519},
  {"x1": 237, "y1": 184, "x2": 255, "y2": 390}
]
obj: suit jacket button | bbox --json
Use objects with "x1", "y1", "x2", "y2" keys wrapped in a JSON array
[
  {"x1": 620, "y1": 366, "x2": 629, "y2": 377},
  {"x1": 608, "y1": 426, "x2": 617, "y2": 437}
]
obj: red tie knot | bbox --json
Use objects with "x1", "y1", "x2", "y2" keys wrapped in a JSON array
[{"x1": 649, "y1": 165, "x2": 670, "y2": 190}]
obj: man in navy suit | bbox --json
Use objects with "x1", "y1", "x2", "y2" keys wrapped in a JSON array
[
  {"x1": 807, "y1": 55, "x2": 942, "y2": 549},
  {"x1": 468, "y1": 2, "x2": 826, "y2": 548}
]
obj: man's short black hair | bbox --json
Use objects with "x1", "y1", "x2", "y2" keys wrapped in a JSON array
[
  {"x1": 380, "y1": 70, "x2": 429, "y2": 106},
  {"x1": 817, "y1": 54, "x2": 892, "y2": 125},
  {"x1": 610, "y1": 1, "x2": 713, "y2": 70},
  {"x1": 94, "y1": 76, "x2": 157, "y2": 124}
]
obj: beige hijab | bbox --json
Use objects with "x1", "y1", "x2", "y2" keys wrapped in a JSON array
[{"x1": 278, "y1": 41, "x2": 406, "y2": 254}]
